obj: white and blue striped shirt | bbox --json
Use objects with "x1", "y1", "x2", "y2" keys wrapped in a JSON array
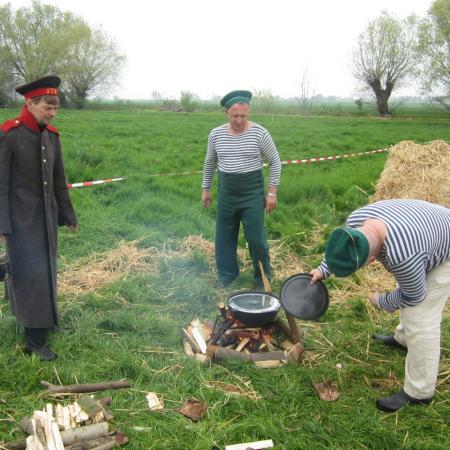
[
  {"x1": 319, "y1": 199, "x2": 450, "y2": 311},
  {"x1": 202, "y1": 122, "x2": 281, "y2": 189}
]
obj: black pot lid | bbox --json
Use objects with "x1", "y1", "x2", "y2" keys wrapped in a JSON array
[{"x1": 280, "y1": 273, "x2": 329, "y2": 320}]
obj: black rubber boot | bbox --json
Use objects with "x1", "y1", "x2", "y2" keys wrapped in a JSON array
[
  {"x1": 24, "y1": 328, "x2": 57, "y2": 361},
  {"x1": 376, "y1": 389, "x2": 432, "y2": 412},
  {"x1": 372, "y1": 334, "x2": 407, "y2": 351}
]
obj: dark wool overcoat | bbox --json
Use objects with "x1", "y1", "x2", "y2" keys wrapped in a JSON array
[{"x1": 0, "y1": 107, "x2": 77, "y2": 328}]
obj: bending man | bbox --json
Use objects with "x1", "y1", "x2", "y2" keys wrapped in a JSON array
[{"x1": 311, "y1": 199, "x2": 450, "y2": 412}]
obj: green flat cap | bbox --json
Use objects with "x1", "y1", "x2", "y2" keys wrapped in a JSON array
[
  {"x1": 325, "y1": 227, "x2": 369, "y2": 277},
  {"x1": 220, "y1": 90, "x2": 252, "y2": 108}
]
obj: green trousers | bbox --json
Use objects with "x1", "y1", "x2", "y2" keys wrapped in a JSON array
[{"x1": 216, "y1": 170, "x2": 271, "y2": 286}]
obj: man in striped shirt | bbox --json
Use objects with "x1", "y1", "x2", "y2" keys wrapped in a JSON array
[
  {"x1": 310, "y1": 199, "x2": 450, "y2": 412},
  {"x1": 202, "y1": 90, "x2": 281, "y2": 288}
]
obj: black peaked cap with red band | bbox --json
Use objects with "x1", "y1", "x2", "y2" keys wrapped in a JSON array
[{"x1": 15, "y1": 75, "x2": 61, "y2": 99}]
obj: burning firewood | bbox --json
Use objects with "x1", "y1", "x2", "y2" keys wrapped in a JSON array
[{"x1": 213, "y1": 347, "x2": 286, "y2": 363}]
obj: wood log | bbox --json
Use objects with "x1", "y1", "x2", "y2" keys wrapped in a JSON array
[
  {"x1": 286, "y1": 314, "x2": 301, "y2": 344},
  {"x1": 90, "y1": 441, "x2": 115, "y2": 450},
  {"x1": 61, "y1": 423, "x2": 109, "y2": 446},
  {"x1": 213, "y1": 347, "x2": 286, "y2": 363},
  {"x1": 182, "y1": 328, "x2": 201, "y2": 353},
  {"x1": 218, "y1": 302, "x2": 227, "y2": 319},
  {"x1": 18, "y1": 419, "x2": 109, "y2": 446},
  {"x1": 77, "y1": 396, "x2": 102, "y2": 419},
  {"x1": 258, "y1": 261, "x2": 272, "y2": 292},
  {"x1": 275, "y1": 317, "x2": 293, "y2": 340},
  {"x1": 261, "y1": 335, "x2": 277, "y2": 352},
  {"x1": 64, "y1": 436, "x2": 116, "y2": 450},
  {"x1": 254, "y1": 360, "x2": 284, "y2": 369},
  {"x1": 235, "y1": 337, "x2": 250, "y2": 352},
  {"x1": 25, "y1": 435, "x2": 43, "y2": 450},
  {"x1": 55, "y1": 404, "x2": 64, "y2": 429},
  {"x1": 62, "y1": 406, "x2": 71, "y2": 430},
  {"x1": 286, "y1": 342, "x2": 304, "y2": 363},
  {"x1": 280, "y1": 339, "x2": 294, "y2": 351},
  {"x1": 2, "y1": 439, "x2": 27, "y2": 450},
  {"x1": 190, "y1": 325, "x2": 207, "y2": 353},
  {"x1": 43, "y1": 413, "x2": 56, "y2": 450},
  {"x1": 51, "y1": 421, "x2": 64, "y2": 450},
  {"x1": 225, "y1": 329, "x2": 259, "y2": 340},
  {"x1": 40, "y1": 380, "x2": 130, "y2": 394}
]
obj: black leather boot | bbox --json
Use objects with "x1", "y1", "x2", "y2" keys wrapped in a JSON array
[
  {"x1": 372, "y1": 334, "x2": 407, "y2": 351},
  {"x1": 376, "y1": 389, "x2": 432, "y2": 412},
  {"x1": 24, "y1": 328, "x2": 57, "y2": 361}
]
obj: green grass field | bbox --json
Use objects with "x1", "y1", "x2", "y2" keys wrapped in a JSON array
[{"x1": 0, "y1": 108, "x2": 449, "y2": 449}]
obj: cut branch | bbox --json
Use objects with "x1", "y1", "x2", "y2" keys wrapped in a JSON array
[{"x1": 40, "y1": 380, "x2": 130, "y2": 394}]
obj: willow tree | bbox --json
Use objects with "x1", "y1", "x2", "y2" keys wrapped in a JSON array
[
  {"x1": 352, "y1": 12, "x2": 418, "y2": 116},
  {"x1": 0, "y1": 1, "x2": 125, "y2": 107},
  {"x1": 417, "y1": 0, "x2": 450, "y2": 112}
]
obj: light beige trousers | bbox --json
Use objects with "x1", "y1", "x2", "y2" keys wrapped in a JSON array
[{"x1": 394, "y1": 259, "x2": 450, "y2": 399}]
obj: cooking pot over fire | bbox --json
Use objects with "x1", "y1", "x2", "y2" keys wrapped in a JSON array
[
  {"x1": 227, "y1": 273, "x2": 329, "y2": 326},
  {"x1": 227, "y1": 291, "x2": 281, "y2": 326}
]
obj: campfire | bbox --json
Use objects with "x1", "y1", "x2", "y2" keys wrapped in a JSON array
[{"x1": 182, "y1": 301, "x2": 303, "y2": 368}]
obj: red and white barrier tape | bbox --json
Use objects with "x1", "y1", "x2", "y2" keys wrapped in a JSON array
[
  {"x1": 275, "y1": 148, "x2": 387, "y2": 166},
  {"x1": 66, "y1": 149, "x2": 388, "y2": 186},
  {"x1": 147, "y1": 148, "x2": 388, "y2": 177},
  {"x1": 67, "y1": 177, "x2": 126, "y2": 189}
]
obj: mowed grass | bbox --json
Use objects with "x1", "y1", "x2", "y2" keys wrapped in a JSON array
[{"x1": 0, "y1": 109, "x2": 449, "y2": 449}]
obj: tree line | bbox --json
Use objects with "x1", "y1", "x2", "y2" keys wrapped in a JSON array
[{"x1": 0, "y1": 0, "x2": 448, "y2": 115}]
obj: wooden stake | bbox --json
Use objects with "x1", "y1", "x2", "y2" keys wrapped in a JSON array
[{"x1": 258, "y1": 261, "x2": 272, "y2": 292}]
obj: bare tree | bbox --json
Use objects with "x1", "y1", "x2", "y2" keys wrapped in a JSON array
[
  {"x1": 180, "y1": 90, "x2": 195, "y2": 112},
  {"x1": 417, "y1": 0, "x2": 450, "y2": 112},
  {"x1": 352, "y1": 12, "x2": 419, "y2": 116},
  {"x1": 252, "y1": 89, "x2": 276, "y2": 114},
  {"x1": 298, "y1": 69, "x2": 317, "y2": 114}
]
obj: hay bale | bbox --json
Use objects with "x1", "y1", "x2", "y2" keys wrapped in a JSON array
[{"x1": 370, "y1": 140, "x2": 450, "y2": 208}]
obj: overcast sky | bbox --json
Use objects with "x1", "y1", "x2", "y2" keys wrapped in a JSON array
[{"x1": 10, "y1": 0, "x2": 432, "y2": 99}]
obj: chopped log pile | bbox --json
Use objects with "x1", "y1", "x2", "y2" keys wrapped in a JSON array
[
  {"x1": 3, "y1": 397, "x2": 127, "y2": 450},
  {"x1": 182, "y1": 303, "x2": 303, "y2": 368}
]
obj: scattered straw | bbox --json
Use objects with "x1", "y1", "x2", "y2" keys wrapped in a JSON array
[
  {"x1": 59, "y1": 240, "x2": 159, "y2": 296},
  {"x1": 370, "y1": 140, "x2": 450, "y2": 207},
  {"x1": 202, "y1": 380, "x2": 261, "y2": 400},
  {"x1": 179, "y1": 235, "x2": 215, "y2": 259}
]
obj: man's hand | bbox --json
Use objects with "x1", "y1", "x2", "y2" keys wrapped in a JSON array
[
  {"x1": 69, "y1": 224, "x2": 78, "y2": 234},
  {"x1": 265, "y1": 194, "x2": 277, "y2": 214},
  {"x1": 0, "y1": 234, "x2": 5, "y2": 242},
  {"x1": 368, "y1": 291, "x2": 380, "y2": 308},
  {"x1": 202, "y1": 190, "x2": 212, "y2": 208},
  {"x1": 310, "y1": 268, "x2": 324, "y2": 284}
]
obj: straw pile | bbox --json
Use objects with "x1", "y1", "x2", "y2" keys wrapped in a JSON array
[
  {"x1": 59, "y1": 240, "x2": 159, "y2": 296},
  {"x1": 370, "y1": 140, "x2": 450, "y2": 207}
]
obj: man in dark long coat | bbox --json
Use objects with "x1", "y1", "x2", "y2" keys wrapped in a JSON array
[{"x1": 0, "y1": 75, "x2": 77, "y2": 360}]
